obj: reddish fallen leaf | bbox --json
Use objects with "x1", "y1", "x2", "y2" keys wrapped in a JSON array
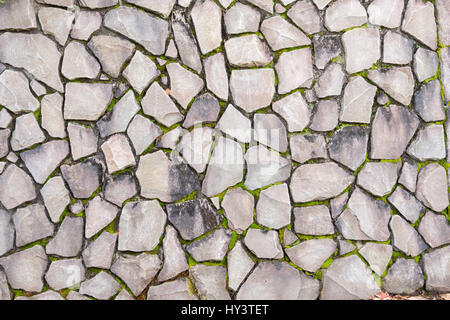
[
  {"x1": 165, "y1": 88, "x2": 170, "y2": 95},
  {"x1": 375, "y1": 291, "x2": 391, "y2": 300}
]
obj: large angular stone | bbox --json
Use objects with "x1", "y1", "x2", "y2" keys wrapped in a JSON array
[
  {"x1": 414, "y1": 48, "x2": 439, "y2": 82},
  {"x1": 178, "y1": 127, "x2": 213, "y2": 173},
  {"x1": 390, "y1": 215, "x2": 428, "y2": 257},
  {"x1": 0, "y1": 70, "x2": 39, "y2": 114},
  {"x1": 225, "y1": 35, "x2": 272, "y2": 68},
  {"x1": 123, "y1": 51, "x2": 159, "y2": 94},
  {"x1": 358, "y1": 243, "x2": 392, "y2": 276},
  {"x1": 286, "y1": 239, "x2": 337, "y2": 272},
  {"x1": 183, "y1": 93, "x2": 220, "y2": 129},
  {"x1": 230, "y1": 68, "x2": 275, "y2": 112},
  {"x1": 342, "y1": 27, "x2": 380, "y2": 74},
  {"x1": 166, "y1": 199, "x2": 222, "y2": 241},
  {"x1": 158, "y1": 225, "x2": 188, "y2": 282},
  {"x1": 0, "y1": 164, "x2": 36, "y2": 210},
  {"x1": 85, "y1": 196, "x2": 119, "y2": 239},
  {"x1": 272, "y1": 91, "x2": 311, "y2": 132},
  {"x1": 127, "y1": 114, "x2": 162, "y2": 156},
  {"x1": 82, "y1": 231, "x2": 117, "y2": 269},
  {"x1": 41, "y1": 93, "x2": 66, "y2": 139},
  {"x1": 402, "y1": 0, "x2": 437, "y2": 50},
  {"x1": 167, "y1": 63, "x2": 204, "y2": 109},
  {"x1": 325, "y1": 0, "x2": 367, "y2": 32},
  {"x1": 0, "y1": 32, "x2": 63, "y2": 92},
  {"x1": 38, "y1": 7, "x2": 74, "y2": 46},
  {"x1": 228, "y1": 241, "x2": 255, "y2": 292},
  {"x1": 384, "y1": 258, "x2": 424, "y2": 294},
  {"x1": 407, "y1": 125, "x2": 446, "y2": 161},
  {"x1": 309, "y1": 99, "x2": 339, "y2": 132},
  {"x1": 20, "y1": 140, "x2": 69, "y2": 184},
  {"x1": 423, "y1": 246, "x2": 450, "y2": 292},
  {"x1": 261, "y1": 16, "x2": 310, "y2": 51},
  {"x1": 79, "y1": 271, "x2": 120, "y2": 300},
  {"x1": 64, "y1": 83, "x2": 113, "y2": 121},
  {"x1": 70, "y1": 10, "x2": 102, "y2": 41},
  {"x1": 101, "y1": 134, "x2": 136, "y2": 174},
  {"x1": 293, "y1": 206, "x2": 334, "y2": 236},
  {"x1": 367, "y1": 0, "x2": 404, "y2": 29},
  {"x1": 328, "y1": 126, "x2": 369, "y2": 171},
  {"x1": 46, "y1": 216, "x2": 84, "y2": 257},
  {"x1": 186, "y1": 227, "x2": 231, "y2": 262},
  {"x1": 222, "y1": 188, "x2": 254, "y2": 234},
  {"x1": 414, "y1": 80, "x2": 445, "y2": 122},
  {"x1": 287, "y1": 0, "x2": 321, "y2": 35},
  {"x1": 13, "y1": 204, "x2": 54, "y2": 247},
  {"x1": 369, "y1": 67, "x2": 414, "y2": 105},
  {"x1": 0, "y1": 210, "x2": 14, "y2": 256},
  {"x1": 142, "y1": 82, "x2": 183, "y2": 127},
  {"x1": 111, "y1": 253, "x2": 161, "y2": 296},
  {"x1": 189, "y1": 265, "x2": 230, "y2": 300},
  {"x1": 418, "y1": 211, "x2": 450, "y2": 248},
  {"x1": 276, "y1": 49, "x2": 313, "y2": 94},
  {"x1": 290, "y1": 134, "x2": 328, "y2": 163},
  {"x1": 290, "y1": 162, "x2": 354, "y2": 203},
  {"x1": 357, "y1": 162, "x2": 401, "y2": 197},
  {"x1": 314, "y1": 63, "x2": 346, "y2": 98},
  {"x1": 244, "y1": 228, "x2": 283, "y2": 259},
  {"x1": 313, "y1": 35, "x2": 341, "y2": 70},
  {"x1": 10, "y1": 113, "x2": 45, "y2": 152},
  {"x1": 224, "y1": 3, "x2": 260, "y2": 35},
  {"x1": 204, "y1": 53, "x2": 229, "y2": 101},
  {"x1": 415, "y1": 163, "x2": 449, "y2": 212},
  {"x1": 254, "y1": 114, "x2": 288, "y2": 153},
  {"x1": 118, "y1": 200, "x2": 166, "y2": 252},
  {"x1": 383, "y1": 31, "x2": 414, "y2": 65},
  {"x1": 0, "y1": 245, "x2": 48, "y2": 292},
  {"x1": 104, "y1": 6, "x2": 169, "y2": 55},
  {"x1": 191, "y1": 0, "x2": 222, "y2": 54},
  {"x1": 147, "y1": 278, "x2": 197, "y2": 300},
  {"x1": 67, "y1": 123, "x2": 98, "y2": 161},
  {"x1": 256, "y1": 184, "x2": 291, "y2": 230},
  {"x1": 340, "y1": 76, "x2": 377, "y2": 124},
  {"x1": 370, "y1": 105, "x2": 419, "y2": 159},
  {"x1": 436, "y1": 0, "x2": 450, "y2": 45},
  {"x1": 61, "y1": 158, "x2": 102, "y2": 199},
  {"x1": 104, "y1": 173, "x2": 137, "y2": 207},
  {"x1": 45, "y1": 259, "x2": 85, "y2": 291},
  {"x1": 0, "y1": 0, "x2": 37, "y2": 30},
  {"x1": 321, "y1": 255, "x2": 379, "y2": 300}
]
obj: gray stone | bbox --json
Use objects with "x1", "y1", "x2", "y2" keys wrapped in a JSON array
[
  {"x1": 46, "y1": 216, "x2": 84, "y2": 257},
  {"x1": 0, "y1": 129, "x2": 9, "y2": 158},
  {"x1": 311, "y1": 0, "x2": 331, "y2": 9},
  {"x1": 244, "y1": 228, "x2": 283, "y2": 259},
  {"x1": 290, "y1": 134, "x2": 328, "y2": 163},
  {"x1": 67, "y1": 123, "x2": 98, "y2": 161},
  {"x1": 13, "y1": 204, "x2": 54, "y2": 247},
  {"x1": 156, "y1": 127, "x2": 187, "y2": 150},
  {"x1": 0, "y1": 245, "x2": 48, "y2": 292},
  {"x1": 272, "y1": 91, "x2": 311, "y2": 132},
  {"x1": 147, "y1": 278, "x2": 197, "y2": 300},
  {"x1": 442, "y1": 47, "x2": 450, "y2": 103},
  {"x1": 246, "y1": 0, "x2": 273, "y2": 13},
  {"x1": 66, "y1": 291, "x2": 90, "y2": 300},
  {"x1": 61, "y1": 158, "x2": 102, "y2": 199},
  {"x1": 0, "y1": 209, "x2": 14, "y2": 256},
  {"x1": 45, "y1": 259, "x2": 85, "y2": 291},
  {"x1": 202, "y1": 136, "x2": 244, "y2": 196},
  {"x1": 0, "y1": 70, "x2": 39, "y2": 114},
  {"x1": 167, "y1": 63, "x2": 204, "y2": 109},
  {"x1": 80, "y1": 0, "x2": 118, "y2": 8},
  {"x1": 127, "y1": 115, "x2": 162, "y2": 156},
  {"x1": 294, "y1": 206, "x2": 334, "y2": 236},
  {"x1": 0, "y1": 32, "x2": 63, "y2": 92},
  {"x1": 283, "y1": 229, "x2": 298, "y2": 247},
  {"x1": 357, "y1": 162, "x2": 401, "y2": 197},
  {"x1": 383, "y1": 31, "x2": 414, "y2": 65},
  {"x1": 413, "y1": 48, "x2": 439, "y2": 82},
  {"x1": 0, "y1": 164, "x2": 36, "y2": 210},
  {"x1": 15, "y1": 290, "x2": 64, "y2": 300},
  {"x1": 222, "y1": 188, "x2": 254, "y2": 234},
  {"x1": 309, "y1": 100, "x2": 339, "y2": 132},
  {"x1": 436, "y1": 0, "x2": 450, "y2": 45},
  {"x1": 336, "y1": 208, "x2": 371, "y2": 241},
  {"x1": 314, "y1": 63, "x2": 346, "y2": 98},
  {"x1": 10, "y1": 113, "x2": 45, "y2": 152},
  {"x1": 227, "y1": 241, "x2": 255, "y2": 291},
  {"x1": 71, "y1": 10, "x2": 102, "y2": 41},
  {"x1": 0, "y1": 109, "x2": 12, "y2": 129},
  {"x1": 325, "y1": 0, "x2": 367, "y2": 32},
  {"x1": 82, "y1": 231, "x2": 117, "y2": 269},
  {"x1": 126, "y1": 0, "x2": 176, "y2": 18},
  {"x1": 390, "y1": 215, "x2": 428, "y2": 257},
  {"x1": 286, "y1": 239, "x2": 337, "y2": 272},
  {"x1": 166, "y1": 199, "x2": 222, "y2": 241},
  {"x1": 261, "y1": 16, "x2": 310, "y2": 51},
  {"x1": 224, "y1": 3, "x2": 260, "y2": 35},
  {"x1": 321, "y1": 255, "x2": 379, "y2": 300},
  {"x1": 204, "y1": 53, "x2": 229, "y2": 101},
  {"x1": 158, "y1": 225, "x2": 188, "y2": 282},
  {"x1": 416, "y1": 163, "x2": 449, "y2": 213},
  {"x1": 30, "y1": 80, "x2": 46, "y2": 97},
  {"x1": 123, "y1": 51, "x2": 160, "y2": 95},
  {"x1": 388, "y1": 186, "x2": 425, "y2": 223},
  {"x1": 41, "y1": 93, "x2": 66, "y2": 139},
  {"x1": 191, "y1": 0, "x2": 222, "y2": 55},
  {"x1": 0, "y1": 270, "x2": 10, "y2": 300},
  {"x1": 401, "y1": 0, "x2": 437, "y2": 50},
  {"x1": 0, "y1": 0, "x2": 37, "y2": 30},
  {"x1": 79, "y1": 271, "x2": 120, "y2": 300},
  {"x1": 290, "y1": 162, "x2": 354, "y2": 203},
  {"x1": 136, "y1": 150, "x2": 199, "y2": 202},
  {"x1": 64, "y1": 83, "x2": 113, "y2": 121},
  {"x1": 85, "y1": 196, "x2": 119, "y2": 239},
  {"x1": 313, "y1": 35, "x2": 341, "y2": 70},
  {"x1": 230, "y1": 68, "x2": 275, "y2": 112},
  {"x1": 398, "y1": 160, "x2": 418, "y2": 193},
  {"x1": 370, "y1": 105, "x2": 419, "y2": 159},
  {"x1": 328, "y1": 126, "x2": 369, "y2": 171},
  {"x1": 254, "y1": 113, "x2": 288, "y2": 153},
  {"x1": 244, "y1": 145, "x2": 291, "y2": 190},
  {"x1": 189, "y1": 265, "x2": 230, "y2": 300},
  {"x1": 340, "y1": 76, "x2": 377, "y2": 124},
  {"x1": 142, "y1": 82, "x2": 183, "y2": 127},
  {"x1": 186, "y1": 227, "x2": 231, "y2": 262},
  {"x1": 330, "y1": 192, "x2": 349, "y2": 219},
  {"x1": 414, "y1": 80, "x2": 445, "y2": 122},
  {"x1": 358, "y1": 243, "x2": 392, "y2": 276},
  {"x1": 183, "y1": 93, "x2": 220, "y2": 129},
  {"x1": 342, "y1": 27, "x2": 380, "y2": 74},
  {"x1": 111, "y1": 253, "x2": 161, "y2": 296},
  {"x1": 256, "y1": 184, "x2": 291, "y2": 230},
  {"x1": 101, "y1": 134, "x2": 136, "y2": 174},
  {"x1": 287, "y1": 0, "x2": 321, "y2": 35},
  {"x1": 38, "y1": 7, "x2": 74, "y2": 46},
  {"x1": 276, "y1": 49, "x2": 313, "y2": 94},
  {"x1": 338, "y1": 240, "x2": 356, "y2": 256},
  {"x1": 383, "y1": 258, "x2": 424, "y2": 294},
  {"x1": 367, "y1": 0, "x2": 404, "y2": 28},
  {"x1": 118, "y1": 200, "x2": 166, "y2": 252},
  {"x1": 423, "y1": 246, "x2": 450, "y2": 292},
  {"x1": 225, "y1": 35, "x2": 272, "y2": 68},
  {"x1": 178, "y1": 127, "x2": 213, "y2": 173},
  {"x1": 418, "y1": 211, "x2": 450, "y2": 248},
  {"x1": 104, "y1": 6, "x2": 169, "y2": 55}
]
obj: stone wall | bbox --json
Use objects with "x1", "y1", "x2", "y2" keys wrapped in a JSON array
[{"x1": 0, "y1": 0, "x2": 449, "y2": 300}]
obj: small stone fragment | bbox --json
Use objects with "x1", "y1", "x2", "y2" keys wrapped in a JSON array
[
  {"x1": 225, "y1": 35, "x2": 272, "y2": 68},
  {"x1": 0, "y1": 70, "x2": 39, "y2": 114},
  {"x1": 178, "y1": 127, "x2": 213, "y2": 173},
  {"x1": 147, "y1": 278, "x2": 197, "y2": 300},
  {"x1": 414, "y1": 80, "x2": 445, "y2": 122},
  {"x1": 407, "y1": 125, "x2": 446, "y2": 161},
  {"x1": 0, "y1": 109, "x2": 12, "y2": 129},
  {"x1": 38, "y1": 7, "x2": 74, "y2": 46},
  {"x1": 10, "y1": 113, "x2": 45, "y2": 152},
  {"x1": 287, "y1": 0, "x2": 322, "y2": 35},
  {"x1": 261, "y1": 16, "x2": 310, "y2": 51},
  {"x1": 41, "y1": 93, "x2": 66, "y2": 138},
  {"x1": 0, "y1": 209, "x2": 14, "y2": 256},
  {"x1": 183, "y1": 93, "x2": 220, "y2": 129},
  {"x1": 290, "y1": 133, "x2": 328, "y2": 164},
  {"x1": 314, "y1": 63, "x2": 346, "y2": 98},
  {"x1": 224, "y1": 3, "x2": 260, "y2": 35},
  {"x1": 413, "y1": 48, "x2": 439, "y2": 82},
  {"x1": 313, "y1": 35, "x2": 341, "y2": 70},
  {"x1": 340, "y1": 76, "x2": 377, "y2": 124},
  {"x1": 142, "y1": 82, "x2": 183, "y2": 127},
  {"x1": 254, "y1": 113, "x2": 288, "y2": 153},
  {"x1": 227, "y1": 241, "x2": 255, "y2": 292},
  {"x1": 189, "y1": 265, "x2": 230, "y2": 300},
  {"x1": 70, "y1": 10, "x2": 102, "y2": 41},
  {"x1": 383, "y1": 31, "x2": 414, "y2": 65},
  {"x1": 246, "y1": 0, "x2": 273, "y2": 13},
  {"x1": 328, "y1": 126, "x2": 369, "y2": 171},
  {"x1": 0, "y1": 270, "x2": 10, "y2": 300},
  {"x1": 423, "y1": 246, "x2": 450, "y2": 292},
  {"x1": 126, "y1": 0, "x2": 176, "y2": 18},
  {"x1": 191, "y1": 0, "x2": 222, "y2": 55},
  {"x1": 204, "y1": 53, "x2": 229, "y2": 101},
  {"x1": 0, "y1": 0, "x2": 37, "y2": 31},
  {"x1": 46, "y1": 216, "x2": 84, "y2": 258},
  {"x1": 310, "y1": 100, "x2": 340, "y2": 132},
  {"x1": 85, "y1": 196, "x2": 119, "y2": 239},
  {"x1": 331, "y1": 192, "x2": 349, "y2": 219}
]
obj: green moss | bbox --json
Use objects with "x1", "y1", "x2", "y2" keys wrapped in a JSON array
[{"x1": 20, "y1": 237, "x2": 51, "y2": 250}]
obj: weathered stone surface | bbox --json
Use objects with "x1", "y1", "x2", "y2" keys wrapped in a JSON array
[
  {"x1": 127, "y1": 115, "x2": 162, "y2": 156},
  {"x1": 414, "y1": 48, "x2": 439, "y2": 82},
  {"x1": 225, "y1": 35, "x2": 272, "y2": 68},
  {"x1": 254, "y1": 113, "x2": 288, "y2": 153},
  {"x1": 0, "y1": 164, "x2": 36, "y2": 210},
  {"x1": 101, "y1": 134, "x2": 136, "y2": 174},
  {"x1": 46, "y1": 216, "x2": 84, "y2": 257},
  {"x1": 123, "y1": 51, "x2": 159, "y2": 95},
  {"x1": 261, "y1": 16, "x2": 310, "y2": 51},
  {"x1": 294, "y1": 206, "x2": 334, "y2": 236},
  {"x1": 61, "y1": 158, "x2": 102, "y2": 199},
  {"x1": 290, "y1": 162, "x2": 354, "y2": 203},
  {"x1": 291, "y1": 134, "x2": 328, "y2": 164},
  {"x1": 228, "y1": 241, "x2": 255, "y2": 292},
  {"x1": 0, "y1": 129, "x2": 9, "y2": 159},
  {"x1": 41, "y1": 93, "x2": 66, "y2": 139},
  {"x1": 388, "y1": 187, "x2": 424, "y2": 224},
  {"x1": 244, "y1": 145, "x2": 291, "y2": 190},
  {"x1": 224, "y1": 3, "x2": 260, "y2": 35},
  {"x1": 189, "y1": 265, "x2": 230, "y2": 300},
  {"x1": 136, "y1": 150, "x2": 199, "y2": 202},
  {"x1": 398, "y1": 160, "x2": 418, "y2": 193},
  {"x1": 183, "y1": 94, "x2": 220, "y2": 129},
  {"x1": 256, "y1": 184, "x2": 291, "y2": 230},
  {"x1": 166, "y1": 199, "x2": 222, "y2": 241},
  {"x1": 0, "y1": 270, "x2": 10, "y2": 300},
  {"x1": 147, "y1": 278, "x2": 197, "y2": 300},
  {"x1": 368, "y1": 67, "x2": 417, "y2": 105},
  {"x1": 287, "y1": 0, "x2": 321, "y2": 35},
  {"x1": 342, "y1": 27, "x2": 380, "y2": 74},
  {"x1": 0, "y1": 0, "x2": 37, "y2": 31},
  {"x1": 313, "y1": 35, "x2": 341, "y2": 70},
  {"x1": 331, "y1": 192, "x2": 349, "y2": 219},
  {"x1": 13, "y1": 204, "x2": 54, "y2": 247},
  {"x1": 79, "y1": 271, "x2": 120, "y2": 300},
  {"x1": 370, "y1": 105, "x2": 419, "y2": 159},
  {"x1": 436, "y1": 0, "x2": 450, "y2": 45},
  {"x1": 414, "y1": 80, "x2": 445, "y2": 122},
  {"x1": 167, "y1": 63, "x2": 204, "y2": 109},
  {"x1": 38, "y1": 7, "x2": 74, "y2": 46},
  {"x1": 126, "y1": 0, "x2": 176, "y2": 18},
  {"x1": 0, "y1": 245, "x2": 48, "y2": 292},
  {"x1": 328, "y1": 126, "x2": 369, "y2": 171},
  {"x1": 390, "y1": 215, "x2": 428, "y2": 257},
  {"x1": 367, "y1": 0, "x2": 404, "y2": 29},
  {"x1": 0, "y1": 109, "x2": 12, "y2": 129},
  {"x1": 272, "y1": 91, "x2": 311, "y2": 132},
  {"x1": 418, "y1": 211, "x2": 450, "y2": 248},
  {"x1": 286, "y1": 239, "x2": 337, "y2": 272},
  {"x1": 64, "y1": 83, "x2": 113, "y2": 121},
  {"x1": 178, "y1": 127, "x2": 213, "y2": 173},
  {"x1": 0, "y1": 70, "x2": 39, "y2": 114},
  {"x1": 82, "y1": 231, "x2": 117, "y2": 269},
  {"x1": 204, "y1": 53, "x2": 229, "y2": 101},
  {"x1": 246, "y1": 0, "x2": 273, "y2": 13},
  {"x1": 111, "y1": 253, "x2": 161, "y2": 296},
  {"x1": 142, "y1": 82, "x2": 183, "y2": 127},
  {"x1": 402, "y1": 0, "x2": 437, "y2": 50},
  {"x1": 340, "y1": 76, "x2": 377, "y2": 124},
  {"x1": 118, "y1": 200, "x2": 166, "y2": 252},
  {"x1": 407, "y1": 125, "x2": 446, "y2": 161},
  {"x1": 276, "y1": 49, "x2": 313, "y2": 94},
  {"x1": 191, "y1": 0, "x2": 222, "y2": 55},
  {"x1": 85, "y1": 196, "x2": 119, "y2": 239},
  {"x1": 339, "y1": 240, "x2": 356, "y2": 255},
  {"x1": 0, "y1": 209, "x2": 14, "y2": 256},
  {"x1": 71, "y1": 10, "x2": 102, "y2": 41},
  {"x1": 358, "y1": 243, "x2": 392, "y2": 276},
  {"x1": 321, "y1": 255, "x2": 379, "y2": 300},
  {"x1": 383, "y1": 31, "x2": 414, "y2": 65},
  {"x1": 158, "y1": 225, "x2": 188, "y2": 282},
  {"x1": 104, "y1": 6, "x2": 169, "y2": 55},
  {"x1": 0, "y1": 33, "x2": 63, "y2": 92},
  {"x1": 416, "y1": 163, "x2": 449, "y2": 213},
  {"x1": 314, "y1": 63, "x2": 346, "y2": 98},
  {"x1": 325, "y1": 0, "x2": 367, "y2": 32},
  {"x1": 442, "y1": 47, "x2": 450, "y2": 103},
  {"x1": 10, "y1": 113, "x2": 45, "y2": 152},
  {"x1": 67, "y1": 123, "x2": 98, "y2": 161},
  {"x1": 309, "y1": 100, "x2": 339, "y2": 132},
  {"x1": 384, "y1": 258, "x2": 424, "y2": 294},
  {"x1": 186, "y1": 227, "x2": 231, "y2": 262},
  {"x1": 357, "y1": 162, "x2": 400, "y2": 197},
  {"x1": 222, "y1": 188, "x2": 254, "y2": 234},
  {"x1": 423, "y1": 246, "x2": 450, "y2": 292},
  {"x1": 45, "y1": 259, "x2": 85, "y2": 291}
]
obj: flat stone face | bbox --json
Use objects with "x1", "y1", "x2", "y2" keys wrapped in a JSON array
[
  {"x1": 142, "y1": 82, "x2": 183, "y2": 127},
  {"x1": 190, "y1": 264, "x2": 230, "y2": 300},
  {"x1": 186, "y1": 227, "x2": 232, "y2": 262},
  {"x1": 369, "y1": 67, "x2": 415, "y2": 106},
  {"x1": 191, "y1": 0, "x2": 222, "y2": 55},
  {"x1": 85, "y1": 196, "x2": 119, "y2": 239},
  {"x1": 0, "y1": 210, "x2": 14, "y2": 256},
  {"x1": 0, "y1": 270, "x2": 11, "y2": 300},
  {"x1": 383, "y1": 258, "x2": 424, "y2": 295},
  {"x1": 342, "y1": 27, "x2": 380, "y2": 74},
  {"x1": 167, "y1": 63, "x2": 204, "y2": 109},
  {"x1": 71, "y1": 10, "x2": 101, "y2": 40},
  {"x1": 256, "y1": 184, "x2": 291, "y2": 230},
  {"x1": 127, "y1": 115, "x2": 162, "y2": 155},
  {"x1": 402, "y1": 0, "x2": 437, "y2": 50},
  {"x1": 436, "y1": 0, "x2": 450, "y2": 45},
  {"x1": 415, "y1": 163, "x2": 449, "y2": 212},
  {"x1": 178, "y1": 127, "x2": 213, "y2": 173},
  {"x1": 45, "y1": 259, "x2": 85, "y2": 291},
  {"x1": 46, "y1": 216, "x2": 84, "y2": 258},
  {"x1": 82, "y1": 231, "x2": 117, "y2": 269},
  {"x1": 287, "y1": 0, "x2": 322, "y2": 35},
  {"x1": 407, "y1": 125, "x2": 446, "y2": 161},
  {"x1": 272, "y1": 91, "x2": 311, "y2": 132},
  {"x1": 123, "y1": 51, "x2": 159, "y2": 95},
  {"x1": 147, "y1": 278, "x2": 197, "y2": 300},
  {"x1": 314, "y1": 63, "x2": 346, "y2": 98},
  {"x1": 228, "y1": 241, "x2": 255, "y2": 291},
  {"x1": 244, "y1": 228, "x2": 283, "y2": 259},
  {"x1": 309, "y1": 100, "x2": 339, "y2": 132},
  {"x1": 383, "y1": 31, "x2": 414, "y2": 65},
  {"x1": 127, "y1": 0, "x2": 176, "y2": 18},
  {"x1": 38, "y1": 7, "x2": 74, "y2": 46},
  {"x1": 418, "y1": 212, "x2": 450, "y2": 248},
  {"x1": 225, "y1": 35, "x2": 272, "y2": 68},
  {"x1": 0, "y1": 0, "x2": 37, "y2": 31},
  {"x1": 388, "y1": 186, "x2": 424, "y2": 224},
  {"x1": 64, "y1": 83, "x2": 113, "y2": 121},
  {"x1": 390, "y1": 215, "x2": 428, "y2": 257},
  {"x1": 291, "y1": 134, "x2": 328, "y2": 164},
  {"x1": 414, "y1": 48, "x2": 439, "y2": 82},
  {"x1": 357, "y1": 162, "x2": 400, "y2": 197},
  {"x1": 286, "y1": 239, "x2": 337, "y2": 272},
  {"x1": 158, "y1": 225, "x2": 188, "y2": 282},
  {"x1": 67, "y1": 123, "x2": 98, "y2": 161},
  {"x1": 101, "y1": 134, "x2": 136, "y2": 174},
  {"x1": 0, "y1": 70, "x2": 39, "y2": 114},
  {"x1": 340, "y1": 76, "x2": 377, "y2": 124},
  {"x1": 325, "y1": 0, "x2": 367, "y2": 32},
  {"x1": 261, "y1": 16, "x2": 310, "y2": 51},
  {"x1": 313, "y1": 35, "x2": 341, "y2": 70},
  {"x1": 254, "y1": 114, "x2": 288, "y2": 153},
  {"x1": 368, "y1": 0, "x2": 404, "y2": 28},
  {"x1": 276, "y1": 49, "x2": 313, "y2": 94},
  {"x1": 204, "y1": 53, "x2": 229, "y2": 101},
  {"x1": 328, "y1": 126, "x2": 369, "y2": 171},
  {"x1": 294, "y1": 206, "x2": 334, "y2": 236},
  {"x1": 423, "y1": 246, "x2": 450, "y2": 292},
  {"x1": 222, "y1": 188, "x2": 254, "y2": 234},
  {"x1": 225, "y1": 3, "x2": 260, "y2": 34},
  {"x1": 398, "y1": 160, "x2": 418, "y2": 193},
  {"x1": 79, "y1": 271, "x2": 121, "y2": 300},
  {"x1": 0, "y1": 164, "x2": 36, "y2": 210},
  {"x1": 414, "y1": 80, "x2": 445, "y2": 122},
  {"x1": 61, "y1": 158, "x2": 102, "y2": 199},
  {"x1": 13, "y1": 204, "x2": 54, "y2": 247},
  {"x1": 290, "y1": 162, "x2": 354, "y2": 203},
  {"x1": 41, "y1": 93, "x2": 66, "y2": 139},
  {"x1": 358, "y1": 243, "x2": 392, "y2": 276},
  {"x1": 11, "y1": 113, "x2": 45, "y2": 152}
]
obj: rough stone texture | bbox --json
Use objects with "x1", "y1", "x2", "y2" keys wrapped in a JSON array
[
  {"x1": 390, "y1": 215, "x2": 428, "y2": 257},
  {"x1": 325, "y1": 0, "x2": 367, "y2": 32},
  {"x1": 414, "y1": 48, "x2": 439, "y2": 82},
  {"x1": 158, "y1": 225, "x2": 188, "y2": 282},
  {"x1": 383, "y1": 258, "x2": 424, "y2": 295},
  {"x1": 357, "y1": 162, "x2": 400, "y2": 197},
  {"x1": 147, "y1": 278, "x2": 197, "y2": 300},
  {"x1": 402, "y1": 0, "x2": 437, "y2": 50},
  {"x1": 46, "y1": 216, "x2": 84, "y2": 258},
  {"x1": 79, "y1": 271, "x2": 120, "y2": 300},
  {"x1": 309, "y1": 100, "x2": 339, "y2": 132},
  {"x1": 294, "y1": 206, "x2": 334, "y2": 236},
  {"x1": 276, "y1": 49, "x2": 313, "y2": 94},
  {"x1": 13, "y1": 204, "x2": 54, "y2": 247},
  {"x1": 244, "y1": 228, "x2": 283, "y2": 259},
  {"x1": 61, "y1": 158, "x2": 102, "y2": 199},
  {"x1": 388, "y1": 186, "x2": 425, "y2": 224},
  {"x1": 287, "y1": 0, "x2": 322, "y2": 35},
  {"x1": 45, "y1": 259, "x2": 85, "y2": 291},
  {"x1": 342, "y1": 27, "x2": 380, "y2": 74},
  {"x1": 358, "y1": 243, "x2": 392, "y2": 276},
  {"x1": 328, "y1": 126, "x2": 369, "y2": 171},
  {"x1": 256, "y1": 184, "x2": 291, "y2": 230},
  {"x1": 418, "y1": 212, "x2": 450, "y2": 249},
  {"x1": 186, "y1": 227, "x2": 231, "y2": 262},
  {"x1": 64, "y1": 83, "x2": 113, "y2": 121},
  {"x1": 423, "y1": 246, "x2": 450, "y2": 292},
  {"x1": 0, "y1": 164, "x2": 36, "y2": 210},
  {"x1": 0, "y1": 210, "x2": 14, "y2": 256},
  {"x1": 142, "y1": 82, "x2": 183, "y2": 127},
  {"x1": 0, "y1": 70, "x2": 39, "y2": 114},
  {"x1": 216, "y1": 104, "x2": 251, "y2": 142},
  {"x1": 416, "y1": 163, "x2": 449, "y2": 213},
  {"x1": 261, "y1": 16, "x2": 310, "y2": 51},
  {"x1": 222, "y1": 188, "x2": 254, "y2": 234},
  {"x1": 286, "y1": 239, "x2": 337, "y2": 272},
  {"x1": 273, "y1": 91, "x2": 311, "y2": 132},
  {"x1": 190, "y1": 265, "x2": 230, "y2": 300},
  {"x1": 227, "y1": 241, "x2": 255, "y2": 292},
  {"x1": 11, "y1": 113, "x2": 45, "y2": 151},
  {"x1": 367, "y1": 0, "x2": 404, "y2": 29},
  {"x1": 225, "y1": 35, "x2": 272, "y2": 68},
  {"x1": 291, "y1": 134, "x2": 328, "y2": 163},
  {"x1": 82, "y1": 231, "x2": 117, "y2": 269}
]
